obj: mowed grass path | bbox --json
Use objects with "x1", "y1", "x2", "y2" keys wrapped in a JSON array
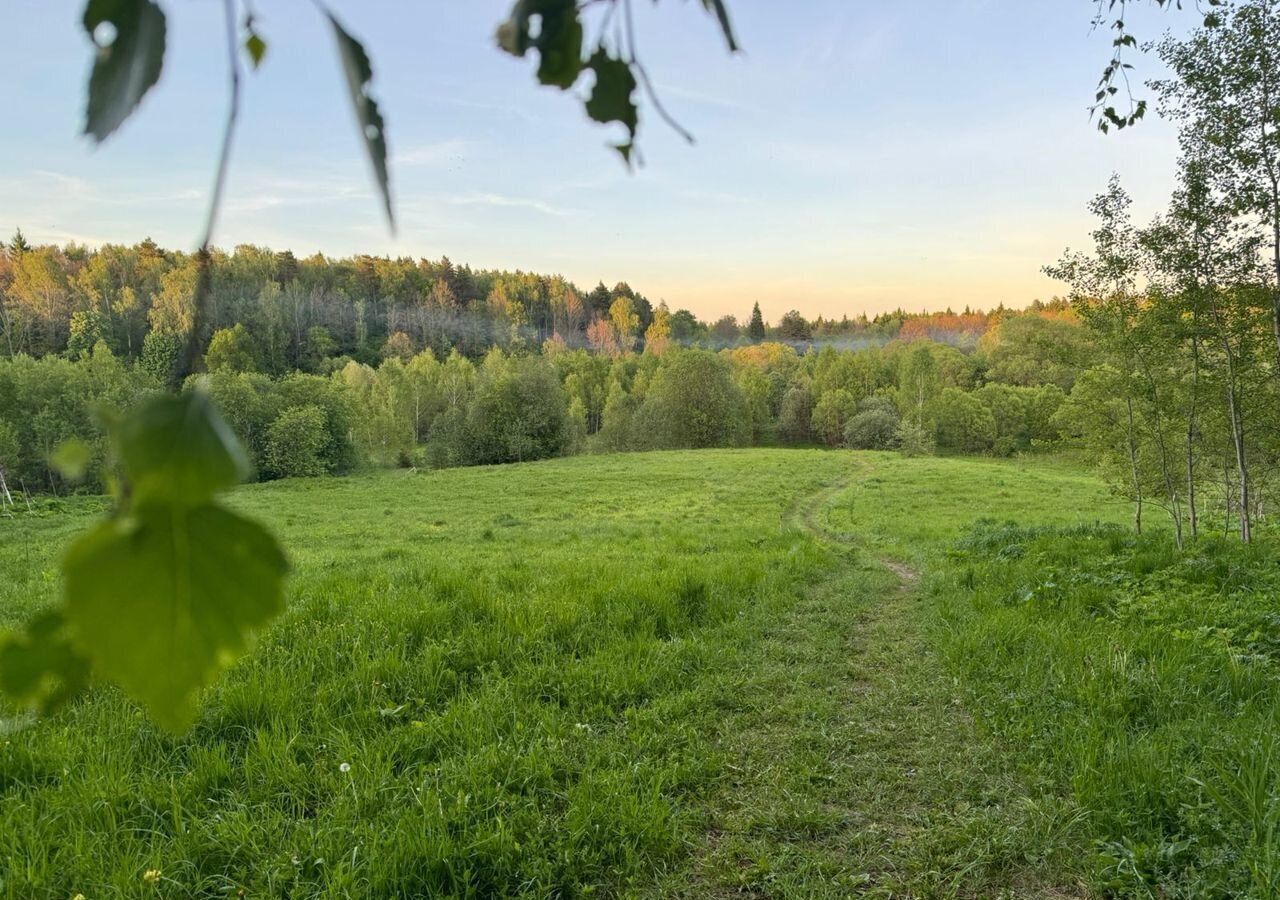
[{"x1": 0, "y1": 451, "x2": 1121, "y2": 898}]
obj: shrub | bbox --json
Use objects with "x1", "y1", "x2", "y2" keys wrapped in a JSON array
[
  {"x1": 845, "y1": 397, "x2": 900, "y2": 450},
  {"x1": 894, "y1": 419, "x2": 934, "y2": 457},
  {"x1": 265, "y1": 405, "x2": 329, "y2": 478}
]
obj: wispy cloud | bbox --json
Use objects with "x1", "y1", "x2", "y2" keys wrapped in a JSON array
[
  {"x1": 391, "y1": 138, "x2": 479, "y2": 167},
  {"x1": 221, "y1": 174, "x2": 373, "y2": 215},
  {"x1": 443, "y1": 193, "x2": 578, "y2": 218},
  {"x1": 426, "y1": 96, "x2": 541, "y2": 124}
]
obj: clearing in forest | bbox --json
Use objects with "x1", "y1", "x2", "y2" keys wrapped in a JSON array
[{"x1": 2, "y1": 450, "x2": 1123, "y2": 897}]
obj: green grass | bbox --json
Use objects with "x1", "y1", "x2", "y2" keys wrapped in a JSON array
[
  {"x1": 6, "y1": 449, "x2": 1272, "y2": 898},
  {"x1": 2, "y1": 450, "x2": 853, "y2": 898},
  {"x1": 934, "y1": 522, "x2": 1280, "y2": 897}
]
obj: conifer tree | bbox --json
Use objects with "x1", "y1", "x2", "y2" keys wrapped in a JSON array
[{"x1": 747, "y1": 302, "x2": 766, "y2": 343}]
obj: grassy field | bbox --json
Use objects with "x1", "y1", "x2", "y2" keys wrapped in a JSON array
[{"x1": 5, "y1": 449, "x2": 1271, "y2": 898}]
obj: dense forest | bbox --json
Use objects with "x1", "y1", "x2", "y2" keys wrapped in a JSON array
[{"x1": 0, "y1": 232, "x2": 1086, "y2": 490}]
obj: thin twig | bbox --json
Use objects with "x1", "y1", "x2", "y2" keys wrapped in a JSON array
[
  {"x1": 622, "y1": 0, "x2": 694, "y2": 145},
  {"x1": 183, "y1": 0, "x2": 244, "y2": 380},
  {"x1": 203, "y1": 0, "x2": 243, "y2": 252}
]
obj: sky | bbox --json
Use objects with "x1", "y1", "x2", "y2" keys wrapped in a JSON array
[{"x1": 0, "y1": 1, "x2": 1194, "y2": 323}]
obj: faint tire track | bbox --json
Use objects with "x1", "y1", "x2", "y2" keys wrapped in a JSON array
[{"x1": 786, "y1": 467, "x2": 920, "y2": 586}]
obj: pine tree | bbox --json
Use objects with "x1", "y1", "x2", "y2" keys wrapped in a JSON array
[
  {"x1": 747, "y1": 302, "x2": 766, "y2": 343},
  {"x1": 274, "y1": 249, "x2": 299, "y2": 285},
  {"x1": 7, "y1": 228, "x2": 30, "y2": 258}
]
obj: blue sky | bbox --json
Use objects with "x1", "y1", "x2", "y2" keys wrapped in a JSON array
[{"x1": 1, "y1": 1, "x2": 1190, "y2": 321}]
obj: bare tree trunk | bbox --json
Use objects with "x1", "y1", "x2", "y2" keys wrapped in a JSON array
[
  {"x1": 1265, "y1": 154, "x2": 1280, "y2": 371},
  {"x1": 1125, "y1": 396, "x2": 1143, "y2": 535},
  {"x1": 0, "y1": 305, "x2": 15, "y2": 359},
  {"x1": 1225, "y1": 381, "x2": 1251, "y2": 544},
  {"x1": 1271, "y1": 200, "x2": 1280, "y2": 370},
  {"x1": 1223, "y1": 462, "x2": 1233, "y2": 540},
  {"x1": 1148, "y1": 410, "x2": 1183, "y2": 549},
  {"x1": 1186, "y1": 336, "x2": 1200, "y2": 538},
  {"x1": 1214, "y1": 322, "x2": 1252, "y2": 543}
]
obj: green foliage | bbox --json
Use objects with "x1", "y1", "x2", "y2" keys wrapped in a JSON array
[
  {"x1": 897, "y1": 342, "x2": 940, "y2": 427},
  {"x1": 746, "y1": 302, "x2": 766, "y2": 343},
  {"x1": 811, "y1": 387, "x2": 856, "y2": 446},
  {"x1": 776, "y1": 310, "x2": 812, "y2": 343},
  {"x1": 0, "y1": 392, "x2": 286, "y2": 731},
  {"x1": 114, "y1": 390, "x2": 248, "y2": 504},
  {"x1": 457, "y1": 352, "x2": 569, "y2": 465},
  {"x1": 844, "y1": 396, "x2": 899, "y2": 450},
  {"x1": 0, "y1": 451, "x2": 856, "y2": 896},
  {"x1": 264, "y1": 405, "x2": 330, "y2": 479},
  {"x1": 204, "y1": 323, "x2": 260, "y2": 373},
  {"x1": 584, "y1": 50, "x2": 638, "y2": 160},
  {"x1": 975, "y1": 383, "x2": 1029, "y2": 456},
  {"x1": 894, "y1": 419, "x2": 934, "y2": 458},
  {"x1": 776, "y1": 385, "x2": 813, "y2": 444},
  {"x1": 495, "y1": 0, "x2": 738, "y2": 163},
  {"x1": 63, "y1": 501, "x2": 286, "y2": 731},
  {"x1": 496, "y1": 0, "x2": 584, "y2": 87},
  {"x1": 939, "y1": 520, "x2": 1280, "y2": 895},
  {"x1": 594, "y1": 379, "x2": 640, "y2": 452},
  {"x1": 982, "y1": 314, "x2": 1094, "y2": 392},
  {"x1": 0, "y1": 419, "x2": 18, "y2": 474},
  {"x1": 66, "y1": 310, "x2": 107, "y2": 360},
  {"x1": 81, "y1": 0, "x2": 166, "y2": 143},
  {"x1": 565, "y1": 395, "x2": 588, "y2": 454},
  {"x1": 326, "y1": 10, "x2": 393, "y2": 227},
  {"x1": 7, "y1": 228, "x2": 31, "y2": 257},
  {"x1": 733, "y1": 364, "x2": 774, "y2": 443},
  {"x1": 0, "y1": 610, "x2": 90, "y2": 716},
  {"x1": 1090, "y1": 0, "x2": 1225, "y2": 132},
  {"x1": 243, "y1": 16, "x2": 267, "y2": 69},
  {"x1": 932, "y1": 387, "x2": 996, "y2": 455},
  {"x1": 303, "y1": 325, "x2": 338, "y2": 370},
  {"x1": 634, "y1": 350, "x2": 746, "y2": 449},
  {"x1": 0, "y1": 349, "x2": 157, "y2": 494},
  {"x1": 140, "y1": 328, "x2": 182, "y2": 387}
]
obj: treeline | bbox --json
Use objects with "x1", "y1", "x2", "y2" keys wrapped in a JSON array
[
  {"x1": 0, "y1": 305, "x2": 1094, "y2": 498},
  {"x1": 0, "y1": 230, "x2": 1067, "y2": 379}
]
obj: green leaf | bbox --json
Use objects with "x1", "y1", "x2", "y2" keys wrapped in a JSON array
[
  {"x1": 245, "y1": 33, "x2": 267, "y2": 70},
  {"x1": 534, "y1": 6, "x2": 583, "y2": 89},
  {"x1": 0, "y1": 610, "x2": 91, "y2": 715},
  {"x1": 50, "y1": 438, "x2": 92, "y2": 482},
  {"x1": 62, "y1": 503, "x2": 288, "y2": 731},
  {"x1": 585, "y1": 49, "x2": 638, "y2": 147},
  {"x1": 113, "y1": 391, "x2": 248, "y2": 507},
  {"x1": 82, "y1": 0, "x2": 167, "y2": 143},
  {"x1": 325, "y1": 10, "x2": 394, "y2": 229},
  {"x1": 495, "y1": 0, "x2": 584, "y2": 89},
  {"x1": 700, "y1": 0, "x2": 740, "y2": 52}
]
